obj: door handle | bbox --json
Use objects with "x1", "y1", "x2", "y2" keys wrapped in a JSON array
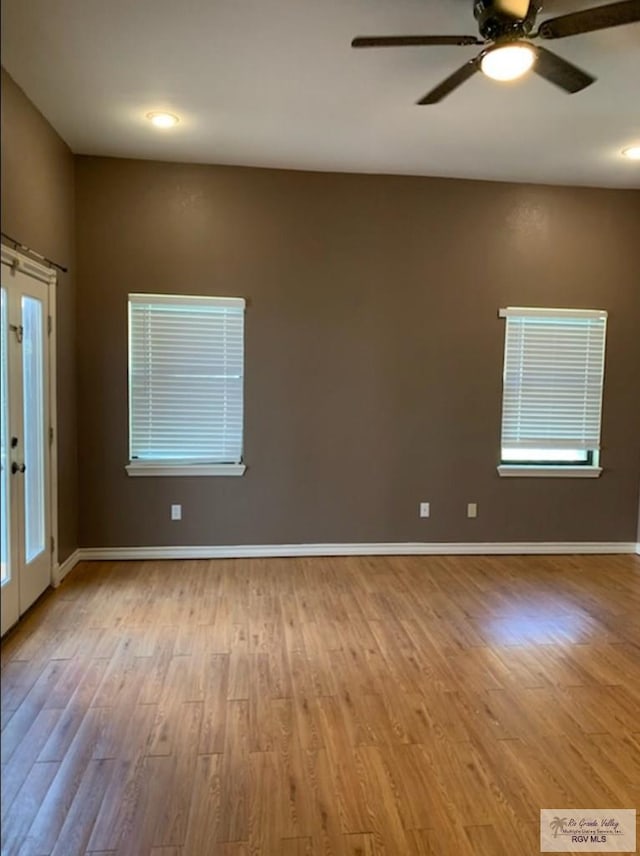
[
  {"x1": 9, "y1": 324, "x2": 24, "y2": 343},
  {"x1": 11, "y1": 462, "x2": 26, "y2": 474}
]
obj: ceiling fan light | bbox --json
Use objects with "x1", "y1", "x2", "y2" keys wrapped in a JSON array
[
  {"x1": 621, "y1": 145, "x2": 640, "y2": 160},
  {"x1": 481, "y1": 43, "x2": 535, "y2": 81}
]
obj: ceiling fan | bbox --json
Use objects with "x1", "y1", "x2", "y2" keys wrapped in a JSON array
[{"x1": 351, "y1": 0, "x2": 640, "y2": 103}]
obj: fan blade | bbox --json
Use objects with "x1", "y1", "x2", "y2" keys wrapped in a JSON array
[
  {"x1": 417, "y1": 57, "x2": 481, "y2": 104},
  {"x1": 532, "y1": 45, "x2": 596, "y2": 92},
  {"x1": 351, "y1": 35, "x2": 482, "y2": 48},
  {"x1": 538, "y1": 0, "x2": 640, "y2": 39}
]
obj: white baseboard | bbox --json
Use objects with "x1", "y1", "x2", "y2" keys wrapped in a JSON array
[
  {"x1": 76, "y1": 541, "x2": 638, "y2": 562},
  {"x1": 52, "y1": 548, "x2": 82, "y2": 586}
]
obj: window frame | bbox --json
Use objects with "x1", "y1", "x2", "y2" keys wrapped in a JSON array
[
  {"x1": 126, "y1": 293, "x2": 246, "y2": 478},
  {"x1": 497, "y1": 307, "x2": 606, "y2": 479},
  {"x1": 501, "y1": 449, "x2": 594, "y2": 467}
]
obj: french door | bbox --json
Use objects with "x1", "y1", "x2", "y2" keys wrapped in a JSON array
[{"x1": 1, "y1": 252, "x2": 53, "y2": 635}]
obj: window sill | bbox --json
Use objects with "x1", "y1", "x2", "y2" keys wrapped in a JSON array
[
  {"x1": 126, "y1": 462, "x2": 246, "y2": 477},
  {"x1": 497, "y1": 465, "x2": 602, "y2": 478}
]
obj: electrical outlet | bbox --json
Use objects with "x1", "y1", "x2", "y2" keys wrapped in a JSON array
[
  {"x1": 171, "y1": 504, "x2": 182, "y2": 521},
  {"x1": 419, "y1": 502, "x2": 430, "y2": 518},
  {"x1": 467, "y1": 502, "x2": 478, "y2": 519}
]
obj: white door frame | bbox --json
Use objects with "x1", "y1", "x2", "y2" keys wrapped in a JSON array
[{"x1": 1, "y1": 244, "x2": 59, "y2": 597}]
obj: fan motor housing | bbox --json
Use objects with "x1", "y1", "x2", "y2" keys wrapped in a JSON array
[{"x1": 473, "y1": 0, "x2": 541, "y2": 40}]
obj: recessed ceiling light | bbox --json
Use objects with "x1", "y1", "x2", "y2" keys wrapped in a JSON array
[
  {"x1": 146, "y1": 111, "x2": 179, "y2": 129},
  {"x1": 481, "y1": 43, "x2": 536, "y2": 82},
  {"x1": 621, "y1": 144, "x2": 640, "y2": 160}
]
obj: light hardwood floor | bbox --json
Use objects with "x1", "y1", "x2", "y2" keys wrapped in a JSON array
[{"x1": 1, "y1": 554, "x2": 639, "y2": 855}]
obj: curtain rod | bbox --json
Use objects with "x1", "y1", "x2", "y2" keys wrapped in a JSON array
[{"x1": 1, "y1": 232, "x2": 68, "y2": 274}]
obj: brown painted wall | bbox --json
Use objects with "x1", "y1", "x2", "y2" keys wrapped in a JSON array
[
  {"x1": 75, "y1": 156, "x2": 640, "y2": 547},
  {"x1": 1, "y1": 68, "x2": 78, "y2": 561}
]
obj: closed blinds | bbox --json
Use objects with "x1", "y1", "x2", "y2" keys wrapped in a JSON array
[
  {"x1": 500, "y1": 307, "x2": 607, "y2": 451},
  {"x1": 129, "y1": 294, "x2": 245, "y2": 464}
]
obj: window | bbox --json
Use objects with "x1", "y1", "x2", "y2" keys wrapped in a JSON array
[
  {"x1": 127, "y1": 294, "x2": 245, "y2": 477},
  {"x1": 498, "y1": 307, "x2": 607, "y2": 478}
]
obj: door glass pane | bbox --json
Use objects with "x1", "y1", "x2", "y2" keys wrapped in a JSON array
[
  {"x1": 1, "y1": 289, "x2": 9, "y2": 583},
  {"x1": 22, "y1": 296, "x2": 45, "y2": 563}
]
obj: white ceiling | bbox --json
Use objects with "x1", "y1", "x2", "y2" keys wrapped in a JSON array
[{"x1": 2, "y1": 0, "x2": 639, "y2": 187}]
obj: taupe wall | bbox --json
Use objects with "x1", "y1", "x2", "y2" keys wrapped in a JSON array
[
  {"x1": 2, "y1": 70, "x2": 637, "y2": 554},
  {"x1": 75, "y1": 156, "x2": 640, "y2": 547},
  {"x1": 1, "y1": 68, "x2": 78, "y2": 561}
]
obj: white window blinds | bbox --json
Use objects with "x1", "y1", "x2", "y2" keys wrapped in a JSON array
[
  {"x1": 499, "y1": 307, "x2": 607, "y2": 450},
  {"x1": 128, "y1": 294, "x2": 245, "y2": 464}
]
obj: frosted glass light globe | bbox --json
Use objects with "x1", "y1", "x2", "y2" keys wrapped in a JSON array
[{"x1": 481, "y1": 44, "x2": 536, "y2": 81}]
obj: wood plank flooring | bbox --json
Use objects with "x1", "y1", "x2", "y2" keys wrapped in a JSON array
[{"x1": 1, "y1": 554, "x2": 639, "y2": 855}]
